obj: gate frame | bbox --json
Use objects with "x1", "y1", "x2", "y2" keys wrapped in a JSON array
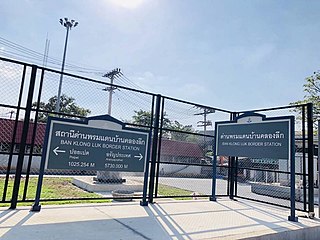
[
  {"x1": 0, "y1": 57, "x2": 313, "y2": 216},
  {"x1": 211, "y1": 112, "x2": 298, "y2": 221},
  {"x1": 229, "y1": 104, "x2": 314, "y2": 217}
]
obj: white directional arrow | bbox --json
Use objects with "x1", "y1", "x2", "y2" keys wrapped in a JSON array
[
  {"x1": 134, "y1": 153, "x2": 143, "y2": 161},
  {"x1": 53, "y1": 146, "x2": 66, "y2": 156}
]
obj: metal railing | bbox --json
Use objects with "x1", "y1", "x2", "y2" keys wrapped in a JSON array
[{"x1": 0, "y1": 57, "x2": 314, "y2": 215}]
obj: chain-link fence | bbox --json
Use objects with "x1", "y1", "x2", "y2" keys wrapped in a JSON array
[
  {"x1": 234, "y1": 105, "x2": 313, "y2": 212},
  {"x1": 152, "y1": 97, "x2": 232, "y2": 200},
  {"x1": 0, "y1": 56, "x2": 315, "y2": 215},
  {"x1": 0, "y1": 57, "x2": 156, "y2": 206}
]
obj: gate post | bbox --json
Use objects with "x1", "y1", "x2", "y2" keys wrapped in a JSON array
[
  {"x1": 148, "y1": 94, "x2": 161, "y2": 203},
  {"x1": 229, "y1": 113, "x2": 237, "y2": 200},
  {"x1": 154, "y1": 97, "x2": 165, "y2": 198},
  {"x1": 229, "y1": 157, "x2": 235, "y2": 199},
  {"x1": 10, "y1": 65, "x2": 37, "y2": 209},
  {"x1": 307, "y1": 103, "x2": 314, "y2": 217}
]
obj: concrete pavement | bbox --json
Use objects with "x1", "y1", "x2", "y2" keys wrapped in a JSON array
[{"x1": 1, "y1": 198, "x2": 320, "y2": 240}]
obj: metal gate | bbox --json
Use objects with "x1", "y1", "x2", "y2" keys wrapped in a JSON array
[
  {"x1": 232, "y1": 105, "x2": 314, "y2": 213},
  {"x1": 0, "y1": 56, "x2": 314, "y2": 214},
  {"x1": 149, "y1": 95, "x2": 313, "y2": 213},
  {"x1": 0, "y1": 57, "x2": 157, "y2": 208}
]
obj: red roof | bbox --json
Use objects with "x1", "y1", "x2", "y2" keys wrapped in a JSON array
[
  {"x1": 0, "y1": 118, "x2": 46, "y2": 145},
  {"x1": 0, "y1": 118, "x2": 204, "y2": 159},
  {"x1": 160, "y1": 139, "x2": 204, "y2": 158}
]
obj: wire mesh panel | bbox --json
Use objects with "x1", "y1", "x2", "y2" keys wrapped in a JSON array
[
  {"x1": 0, "y1": 57, "x2": 313, "y2": 212},
  {"x1": 21, "y1": 67, "x2": 156, "y2": 203},
  {"x1": 0, "y1": 59, "x2": 27, "y2": 107},
  {"x1": 234, "y1": 105, "x2": 311, "y2": 212},
  {"x1": 0, "y1": 57, "x2": 34, "y2": 203},
  {"x1": 154, "y1": 97, "x2": 232, "y2": 199}
]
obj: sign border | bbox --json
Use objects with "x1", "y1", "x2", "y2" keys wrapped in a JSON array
[
  {"x1": 31, "y1": 114, "x2": 152, "y2": 211},
  {"x1": 215, "y1": 112, "x2": 293, "y2": 159},
  {"x1": 42, "y1": 115, "x2": 150, "y2": 172},
  {"x1": 210, "y1": 112, "x2": 297, "y2": 222}
]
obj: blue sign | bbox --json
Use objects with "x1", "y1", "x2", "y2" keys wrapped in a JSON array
[
  {"x1": 43, "y1": 115, "x2": 150, "y2": 172},
  {"x1": 215, "y1": 113, "x2": 293, "y2": 159}
]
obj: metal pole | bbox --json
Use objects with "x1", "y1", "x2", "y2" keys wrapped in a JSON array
[
  {"x1": 210, "y1": 128, "x2": 217, "y2": 201},
  {"x1": 288, "y1": 116, "x2": 298, "y2": 222},
  {"x1": 318, "y1": 120, "x2": 320, "y2": 218},
  {"x1": 230, "y1": 156, "x2": 235, "y2": 199},
  {"x1": 10, "y1": 65, "x2": 37, "y2": 209},
  {"x1": 23, "y1": 69, "x2": 45, "y2": 201},
  {"x1": 55, "y1": 26, "x2": 70, "y2": 113},
  {"x1": 229, "y1": 113, "x2": 237, "y2": 200},
  {"x1": 108, "y1": 74, "x2": 114, "y2": 115},
  {"x1": 302, "y1": 106, "x2": 307, "y2": 211},
  {"x1": 140, "y1": 132, "x2": 152, "y2": 206},
  {"x1": 307, "y1": 103, "x2": 315, "y2": 218},
  {"x1": 154, "y1": 97, "x2": 165, "y2": 198},
  {"x1": 148, "y1": 94, "x2": 161, "y2": 203}
]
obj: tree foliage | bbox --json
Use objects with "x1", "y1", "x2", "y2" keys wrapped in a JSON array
[
  {"x1": 33, "y1": 94, "x2": 91, "y2": 122},
  {"x1": 132, "y1": 109, "x2": 195, "y2": 141},
  {"x1": 291, "y1": 72, "x2": 320, "y2": 126}
]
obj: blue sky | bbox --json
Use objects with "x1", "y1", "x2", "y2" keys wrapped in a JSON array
[{"x1": 1, "y1": 0, "x2": 320, "y2": 112}]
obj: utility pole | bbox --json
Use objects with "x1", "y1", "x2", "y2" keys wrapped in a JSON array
[
  {"x1": 195, "y1": 108, "x2": 215, "y2": 151},
  {"x1": 195, "y1": 108, "x2": 215, "y2": 136},
  {"x1": 103, "y1": 68, "x2": 121, "y2": 115},
  {"x1": 96, "y1": 68, "x2": 122, "y2": 183},
  {"x1": 8, "y1": 110, "x2": 15, "y2": 119}
]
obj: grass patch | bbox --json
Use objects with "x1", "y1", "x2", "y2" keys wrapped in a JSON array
[
  {"x1": 0, "y1": 177, "x2": 110, "y2": 207},
  {"x1": 157, "y1": 184, "x2": 193, "y2": 200},
  {"x1": 0, "y1": 177, "x2": 201, "y2": 207}
]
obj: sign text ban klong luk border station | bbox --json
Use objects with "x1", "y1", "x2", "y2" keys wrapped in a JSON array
[
  {"x1": 211, "y1": 112, "x2": 297, "y2": 222},
  {"x1": 31, "y1": 115, "x2": 151, "y2": 211},
  {"x1": 45, "y1": 120, "x2": 149, "y2": 172}
]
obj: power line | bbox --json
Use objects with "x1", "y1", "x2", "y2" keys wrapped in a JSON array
[{"x1": 0, "y1": 36, "x2": 107, "y2": 73}]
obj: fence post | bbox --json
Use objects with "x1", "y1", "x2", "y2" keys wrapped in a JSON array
[
  {"x1": 288, "y1": 116, "x2": 298, "y2": 222},
  {"x1": 10, "y1": 65, "x2": 37, "y2": 209},
  {"x1": 229, "y1": 157, "x2": 235, "y2": 199},
  {"x1": 302, "y1": 106, "x2": 307, "y2": 211},
  {"x1": 307, "y1": 103, "x2": 314, "y2": 217},
  {"x1": 148, "y1": 94, "x2": 161, "y2": 203},
  {"x1": 318, "y1": 120, "x2": 320, "y2": 219},
  {"x1": 210, "y1": 129, "x2": 217, "y2": 201},
  {"x1": 229, "y1": 113, "x2": 238, "y2": 200},
  {"x1": 154, "y1": 97, "x2": 165, "y2": 198},
  {"x1": 226, "y1": 113, "x2": 234, "y2": 196}
]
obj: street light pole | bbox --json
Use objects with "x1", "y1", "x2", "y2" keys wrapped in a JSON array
[{"x1": 55, "y1": 18, "x2": 78, "y2": 114}]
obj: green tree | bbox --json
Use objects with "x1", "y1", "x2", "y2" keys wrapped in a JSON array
[
  {"x1": 132, "y1": 109, "x2": 171, "y2": 128},
  {"x1": 290, "y1": 72, "x2": 320, "y2": 127},
  {"x1": 170, "y1": 120, "x2": 195, "y2": 141},
  {"x1": 131, "y1": 109, "x2": 195, "y2": 141},
  {"x1": 33, "y1": 94, "x2": 91, "y2": 122}
]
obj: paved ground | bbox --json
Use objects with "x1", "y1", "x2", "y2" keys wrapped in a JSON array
[
  {"x1": 158, "y1": 177, "x2": 306, "y2": 209},
  {"x1": 1, "y1": 198, "x2": 320, "y2": 240}
]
